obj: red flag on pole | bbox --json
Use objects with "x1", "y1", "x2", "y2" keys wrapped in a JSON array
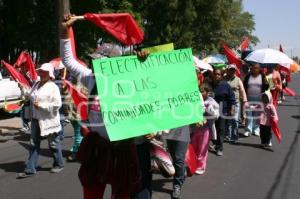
[
  {"x1": 1, "y1": 60, "x2": 30, "y2": 87},
  {"x1": 83, "y1": 13, "x2": 144, "y2": 45},
  {"x1": 14, "y1": 52, "x2": 38, "y2": 81},
  {"x1": 223, "y1": 44, "x2": 243, "y2": 76},
  {"x1": 283, "y1": 87, "x2": 296, "y2": 96},
  {"x1": 270, "y1": 119, "x2": 282, "y2": 143},
  {"x1": 223, "y1": 44, "x2": 243, "y2": 67},
  {"x1": 279, "y1": 44, "x2": 284, "y2": 52},
  {"x1": 240, "y1": 37, "x2": 249, "y2": 51},
  {"x1": 278, "y1": 46, "x2": 293, "y2": 83},
  {"x1": 64, "y1": 80, "x2": 88, "y2": 120}
]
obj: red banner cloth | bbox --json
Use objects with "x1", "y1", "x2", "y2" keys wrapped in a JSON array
[
  {"x1": 240, "y1": 37, "x2": 249, "y2": 51},
  {"x1": 223, "y1": 44, "x2": 242, "y2": 76},
  {"x1": 1, "y1": 60, "x2": 30, "y2": 87},
  {"x1": 185, "y1": 144, "x2": 197, "y2": 177},
  {"x1": 270, "y1": 119, "x2": 282, "y2": 143},
  {"x1": 64, "y1": 80, "x2": 88, "y2": 120},
  {"x1": 283, "y1": 87, "x2": 296, "y2": 96},
  {"x1": 14, "y1": 52, "x2": 38, "y2": 81},
  {"x1": 279, "y1": 44, "x2": 284, "y2": 52},
  {"x1": 84, "y1": 13, "x2": 144, "y2": 45}
]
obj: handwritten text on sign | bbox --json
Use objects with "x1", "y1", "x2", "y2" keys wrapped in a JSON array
[{"x1": 93, "y1": 48, "x2": 204, "y2": 141}]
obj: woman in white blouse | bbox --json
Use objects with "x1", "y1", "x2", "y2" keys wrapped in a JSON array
[{"x1": 17, "y1": 63, "x2": 64, "y2": 178}]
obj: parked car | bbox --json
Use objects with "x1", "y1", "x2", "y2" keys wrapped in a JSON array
[{"x1": 0, "y1": 72, "x2": 22, "y2": 109}]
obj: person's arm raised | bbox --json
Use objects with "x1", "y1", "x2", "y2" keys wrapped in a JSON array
[
  {"x1": 60, "y1": 14, "x2": 78, "y2": 39},
  {"x1": 59, "y1": 14, "x2": 93, "y2": 89}
]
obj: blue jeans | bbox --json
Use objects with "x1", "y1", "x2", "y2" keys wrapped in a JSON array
[
  {"x1": 70, "y1": 120, "x2": 83, "y2": 153},
  {"x1": 21, "y1": 106, "x2": 30, "y2": 129},
  {"x1": 226, "y1": 103, "x2": 240, "y2": 141},
  {"x1": 58, "y1": 119, "x2": 65, "y2": 140},
  {"x1": 167, "y1": 140, "x2": 188, "y2": 188},
  {"x1": 245, "y1": 96, "x2": 260, "y2": 135},
  {"x1": 25, "y1": 119, "x2": 64, "y2": 174}
]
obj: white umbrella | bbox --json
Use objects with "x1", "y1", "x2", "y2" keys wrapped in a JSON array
[
  {"x1": 245, "y1": 48, "x2": 294, "y2": 67},
  {"x1": 193, "y1": 56, "x2": 213, "y2": 71},
  {"x1": 202, "y1": 54, "x2": 227, "y2": 64}
]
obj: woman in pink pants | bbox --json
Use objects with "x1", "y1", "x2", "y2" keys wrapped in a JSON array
[{"x1": 192, "y1": 85, "x2": 219, "y2": 174}]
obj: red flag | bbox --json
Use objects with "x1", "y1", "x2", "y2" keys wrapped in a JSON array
[
  {"x1": 64, "y1": 80, "x2": 88, "y2": 120},
  {"x1": 240, "y1": 37, "x2": 249, "y2": 51},
  {"x1": 84, "y1": 13, "x2": 144, "y2": 45},
  {"x1": 69, "y1": 27, "x2": 77, "y2": 58},
  {"x1": 223, "y1": 44, "x2": 242, "y2": 76},
  {"x1": 14, "y1": 52, "x2": 38, "y2": 81},
  {"x1": 270, "y1": 119, "x2": 282, "y2": 143},
  {"x1": 283, "y1": 87, "x2": 296, "y2": 96},
  {"x1": 279, "y1": 44, "x2": 284, "y2": 52},
  {"x1": 286, "y1": 73, "x2": 291, "y2": 82},
  {"x1": 1, "y1": 60, "x2": 30, "y2": 87}
]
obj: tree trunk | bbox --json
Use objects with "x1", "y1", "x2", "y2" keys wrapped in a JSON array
[{"x1": 57, "y1": 0, "x2": 70, "y2": 39}]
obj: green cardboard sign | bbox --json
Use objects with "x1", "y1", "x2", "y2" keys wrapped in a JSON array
[{"x1": 92, "y1": 48, "x2": 204, "y2": 141}]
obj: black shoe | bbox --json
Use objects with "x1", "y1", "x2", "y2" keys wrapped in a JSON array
[
  {"x1": 17, "y1": 172, "x2": 35, "y2": 179},
  {"x1": 172, "y1": 185, "x2": 181, "y2": 199},
  {"x1": 230, "y1": 140, "x2": 238, "y2": 145}
]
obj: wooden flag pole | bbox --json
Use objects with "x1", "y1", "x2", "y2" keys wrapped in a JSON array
[{"x1": 72, "y1": 16, "x2": 85, "y2": 20}]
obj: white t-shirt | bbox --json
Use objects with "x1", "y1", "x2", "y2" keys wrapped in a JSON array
[{"x1": 247, "y1": 75, "x2": 262, "y2": 98}]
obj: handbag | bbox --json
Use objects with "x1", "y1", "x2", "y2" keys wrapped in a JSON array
[{"x1": 150, "y1": 139, "x2": 175, "y2": 178}]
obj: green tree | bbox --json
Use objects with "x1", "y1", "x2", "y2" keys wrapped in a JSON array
[
  {"x1": 0, "y1": 0, "x2": 259, "y2": 63},
  {"x1": 0, "y1": 0, "x2": 57, "y2": 63},
  {"x1": 193, "y1": 0, "x2": 259, "y2": 53}
]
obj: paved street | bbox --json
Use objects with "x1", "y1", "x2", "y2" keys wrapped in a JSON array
[{"x1": 0, "y1": 73, "x2": 300, "y2": 199}]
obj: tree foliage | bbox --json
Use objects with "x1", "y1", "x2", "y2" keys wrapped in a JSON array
[{"x1": 0, "y1": 0, "x2": 258, "y2": 63}]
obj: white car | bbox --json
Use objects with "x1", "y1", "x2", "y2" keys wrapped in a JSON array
[{"x1": 0, "y1": 72, "x2": 22, "y2": 109}]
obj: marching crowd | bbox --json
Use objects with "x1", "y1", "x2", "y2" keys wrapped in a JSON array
[{"x1": 10, "y1": 15, "x2": 288, "y2": 199}]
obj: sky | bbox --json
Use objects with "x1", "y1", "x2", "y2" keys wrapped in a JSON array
[{"x1": 243, "y1": 0, "x2": 300, "y2": 57}]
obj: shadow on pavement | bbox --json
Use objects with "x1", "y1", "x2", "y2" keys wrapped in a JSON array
[
  {"x1": 152, "y1": 178, "x2": 173, "y2": 195},
  {"x1": 233, "y1": 142, "x2": 274, "y2": 152},
  {"x1": 291, "y1": 115, "x2": 300, "y2": 120},
  {"x1": 265, "y1": 98, "x2": 300, "y2": 199},
  {"x1": 0, "y1": 161, "x2": 25, "y2": 173},
  {"x1": 265, "y1": 125, "x2": 300, "y2": 199}
]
